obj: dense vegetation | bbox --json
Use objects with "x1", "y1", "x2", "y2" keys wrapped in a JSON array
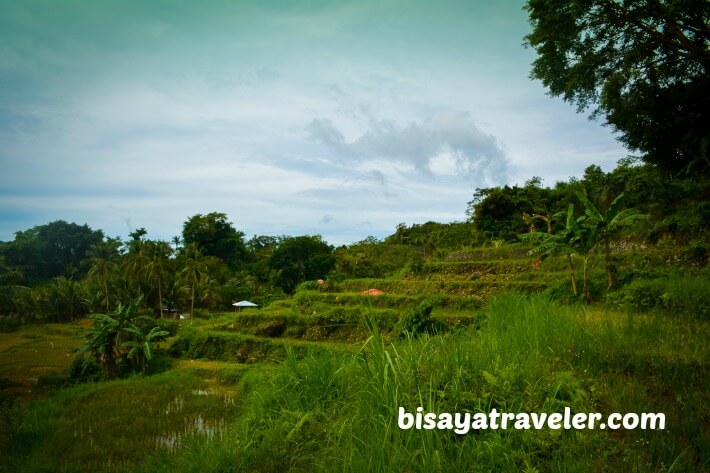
[
  {"x1": 1, "y1": 1, "x2": 708, "y2": 470},
  {"x1": 0, "y1": 157, "x2": 707, "y2": 471}
]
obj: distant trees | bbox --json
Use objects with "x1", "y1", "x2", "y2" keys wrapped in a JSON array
[
  {"x1": 467, "y1": 180, "x2": 563, "y2": 241},
  {"x1": 0, "y1": 257, "x2": 29, "y2": 317},
  {"x1": 182, "y1": 213, "x2": 247, "y2": 267},
  {"x1": 180, "y1": 243, "x2": 208, "y2": 318},
  {"x1": 0, "y1": 221, "x2": 104, "y2": 284},
  {"x1": 269, "y1": 236, "x2": 335, "y2": 292},
  {"x1": 86, "y1": 240, "x2": 121, "y2": 313}
]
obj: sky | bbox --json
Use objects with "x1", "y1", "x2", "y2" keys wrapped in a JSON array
[{"x1": 0, "y1": 0, "x2": 627, "y2": 245}]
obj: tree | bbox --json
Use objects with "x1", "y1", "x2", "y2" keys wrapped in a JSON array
[
  {"x1": 86, "y1": 240, "x2": 120, "y2": 313},
  {"x1": 54, "y1": 276, "x2": 87, "y2": 321},
  {"x1": 180, "y1": 243, "x2": 208, "y2": 318},
  {"x1": 467, "y1": 185, "x2": 556, "y2": 240},
  {"x1": 171, "y1": 236, "x2": 182, "y2": 253},
  {"x1": 520, "y1": 204, "x2": 580, "y2": 297},
  {"x1": 0, "y1": 256, "x2": 28, "y2": 315},
  {"x1": 0, "y1": 221, "x2": 104, "y2": 283},
  {"x1": 269, "y1": 236, "x2": 335, "y2": 292},
  {"x1": 128, "y1": 227, "x2": 147, "y2": 241},
  {"x1": 182, "y1": 212, "x2": 247, "y2": 267},
  {"x1": 143, "y1": 241, "x2": 172, "y2": 317},
  {"x1": 575, "y1": 191, "x2": 648, "y2": 289},
  {"x1": 77, "y1": 296, "x2": 167, "y2": 378},
  {"x1": 525, "y1": 0, "x2": 710, "y2": 174},
  {"x1": 124, "y1": 238, "x2": 148, "y2": 299},
  {"x1": 122, "y1": 325, "x2": 169, "y2": 374}
]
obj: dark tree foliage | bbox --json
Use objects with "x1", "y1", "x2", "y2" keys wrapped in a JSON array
[
  {"x1": 333, "y1": 238, "x2": 419, "y2": 278},
  {"x1": 525, "y1": 0, "x2": 710, "y2": 174},
  {"x1": 0, "y1": 220, "x2": 104, "y2": 283},
  {"x1": 467, "y1": 183, "x2": 567, "y2": 240},
  {"x1": 384, "y1": 221, "x2": 477, "y2": 252},
  {"x1": 269, "y1": 235, "x2": 335, "y2": 292},
  {"x1": 182, "y1": 212, "x2": 247, "y2": 267}
]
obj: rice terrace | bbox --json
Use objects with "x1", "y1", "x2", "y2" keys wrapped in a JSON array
[{"x1": 0, "y1": 1, "x2": 708, "y2": 472}]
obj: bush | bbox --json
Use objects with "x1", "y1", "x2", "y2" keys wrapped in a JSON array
[
  {"x1": 295, "y1": 280, "x2": 322, "y2": 292},
  {"x1": 608, "y1": 276, "x2": 710, "y2": 316},
  {"x1": 69, "y1": 355, "x2": 103, "y2": 383},
  {"x1": 36, "y1": 372, "x2": 70, "y2": 390},
  {"x1": 0, "y1": 316, "x2": 21, "y2": 333},
  {"x1": 393, "y1": 300, "x2": 445, "y2": 338},
  {"x1": 154, "y1": 318, "x2": 181, "y2": 336}
]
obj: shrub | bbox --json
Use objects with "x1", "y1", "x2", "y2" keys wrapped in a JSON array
[
  {"x1": 609, "y1": 276, "x2": 710, "y2": 316},
  {"x1": 69, "y1": 354, "x2": 103, "y2": 383},
  {"x1": 0, "y1": 316, "x2": 21, "y2": 333},
  {"x1": 394, "y1": 300, "x2": 445, "y2": 338},
  {"x1": 154, "y1": 318, "x2": 181, "y2": 336},
  {"x1": 295, "y1": 280, "x2": 321, "y2": 292}
]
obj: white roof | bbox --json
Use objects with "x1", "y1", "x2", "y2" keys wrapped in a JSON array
[{"x1": 232, "y1": 300, "x2": 259, "y2": 307}]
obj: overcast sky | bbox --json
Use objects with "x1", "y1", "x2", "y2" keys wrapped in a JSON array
[{"x1": 0, "y1": 0, "x2": 626, "y2": 245}]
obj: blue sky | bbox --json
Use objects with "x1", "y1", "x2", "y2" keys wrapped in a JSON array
[{"x1": 0, "y1": 0, "x2": 626, "y2": 245}]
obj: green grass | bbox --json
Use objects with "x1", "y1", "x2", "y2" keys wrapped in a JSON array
[
  {"x1": 1, "y1": 242, "x2": 708, "y2": 472},
  {"x1": 0, "y1": 323, "x2": 87, "y2": 400},
  {"x1": 123, "y1": 294, "x2": 710, "y2": 472},
  {"x1": 2, "y1": 370, "x2": 241, "y2": 472}
]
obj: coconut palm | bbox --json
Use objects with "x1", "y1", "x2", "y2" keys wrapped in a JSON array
[
  {"x1": 0, "y1": 257, "x2": 28, "y2": 315},
  {"x1": 143, "y1": 241, "x2": 172, "y2": 317},
  {"x1": 86, "y1": 241, "x2": 120, "y2": 313},
  {"x1": 171, "y1": 235, "x2": 182, "y2": 253},
  {"x1": 181, "y1": 243, "x2": 208, "y2": 318},
  {"x1": 55, "y1": 276, "x2": 86, "y2": 321},
  {"x1": 123, "y1": 239, "x2": 149, "y2": 299}
]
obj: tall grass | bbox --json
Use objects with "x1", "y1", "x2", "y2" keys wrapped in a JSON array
[{"x1": 141, "y1": 292, "x2": 708, "y2": 472}]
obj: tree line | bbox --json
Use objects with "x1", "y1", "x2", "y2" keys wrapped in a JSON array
[{"x1": 1, "y1": 158, "x2": 707, "y2": 321}]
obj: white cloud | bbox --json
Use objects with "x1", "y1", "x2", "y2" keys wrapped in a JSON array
[{"x1": 306, "y1": 111, "x2": 509, "y2": 185}]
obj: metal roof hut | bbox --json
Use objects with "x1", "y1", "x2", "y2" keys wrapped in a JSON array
[{"x1": 232, "y1": 300, "x2": 259, "y2": 311}]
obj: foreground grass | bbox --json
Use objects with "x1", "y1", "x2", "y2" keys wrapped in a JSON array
[
  {"x1": 148, "y1": 294, "x2": 708, "y2": 472},
  {"x1": 1, "y1": 370, "x2": 241, "y2": 472},
  {"x1": 2, "y1": 293, "x2": 707, "y2": 472},
  {"x1": 0, "y1": 323, "x2": 86, "y2": 400}
]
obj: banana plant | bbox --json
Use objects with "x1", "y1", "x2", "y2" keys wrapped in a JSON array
[
  {"x1": 122, "y1": 325, "x2": 169, "y2": 374},
  {"x1": 567, "y1": 209, "x2": 597, "y2": 303},
  {"x1": 520, "y1": 204, "x2": 579, "y2": 297},
  {"x1": 575, "y1": 191, "x2": 648, "y2": 289},
  {"x1": 77, "y1": 296, "x2": 164, "y2": 378}
]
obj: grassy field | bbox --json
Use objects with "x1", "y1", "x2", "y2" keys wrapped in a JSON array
[{"x1": 1, "y1": 246, "x2": 708, "y2": 472}]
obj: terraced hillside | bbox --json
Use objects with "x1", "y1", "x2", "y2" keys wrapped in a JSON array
[{"x1": 2, "y1": 243, "x2": 708, "y2": 472}]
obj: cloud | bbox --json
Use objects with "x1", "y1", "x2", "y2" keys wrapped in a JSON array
[{"x1": 306, "y1": 111, "x2": 508, "y2": 183}]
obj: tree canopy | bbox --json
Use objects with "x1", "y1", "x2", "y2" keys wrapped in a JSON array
[
  {"x1": 269, "y1": 235, "x2": 335, "y2": 292},
  {"x1": 0, "y1": 220, "x2": 104, "y2": 283},
  {"x1": 182, "y1": 212, "x2": 247, "y2": 267},
  {"x1": 525, "y1": 0, "x2": 710, "y2": 174}
]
